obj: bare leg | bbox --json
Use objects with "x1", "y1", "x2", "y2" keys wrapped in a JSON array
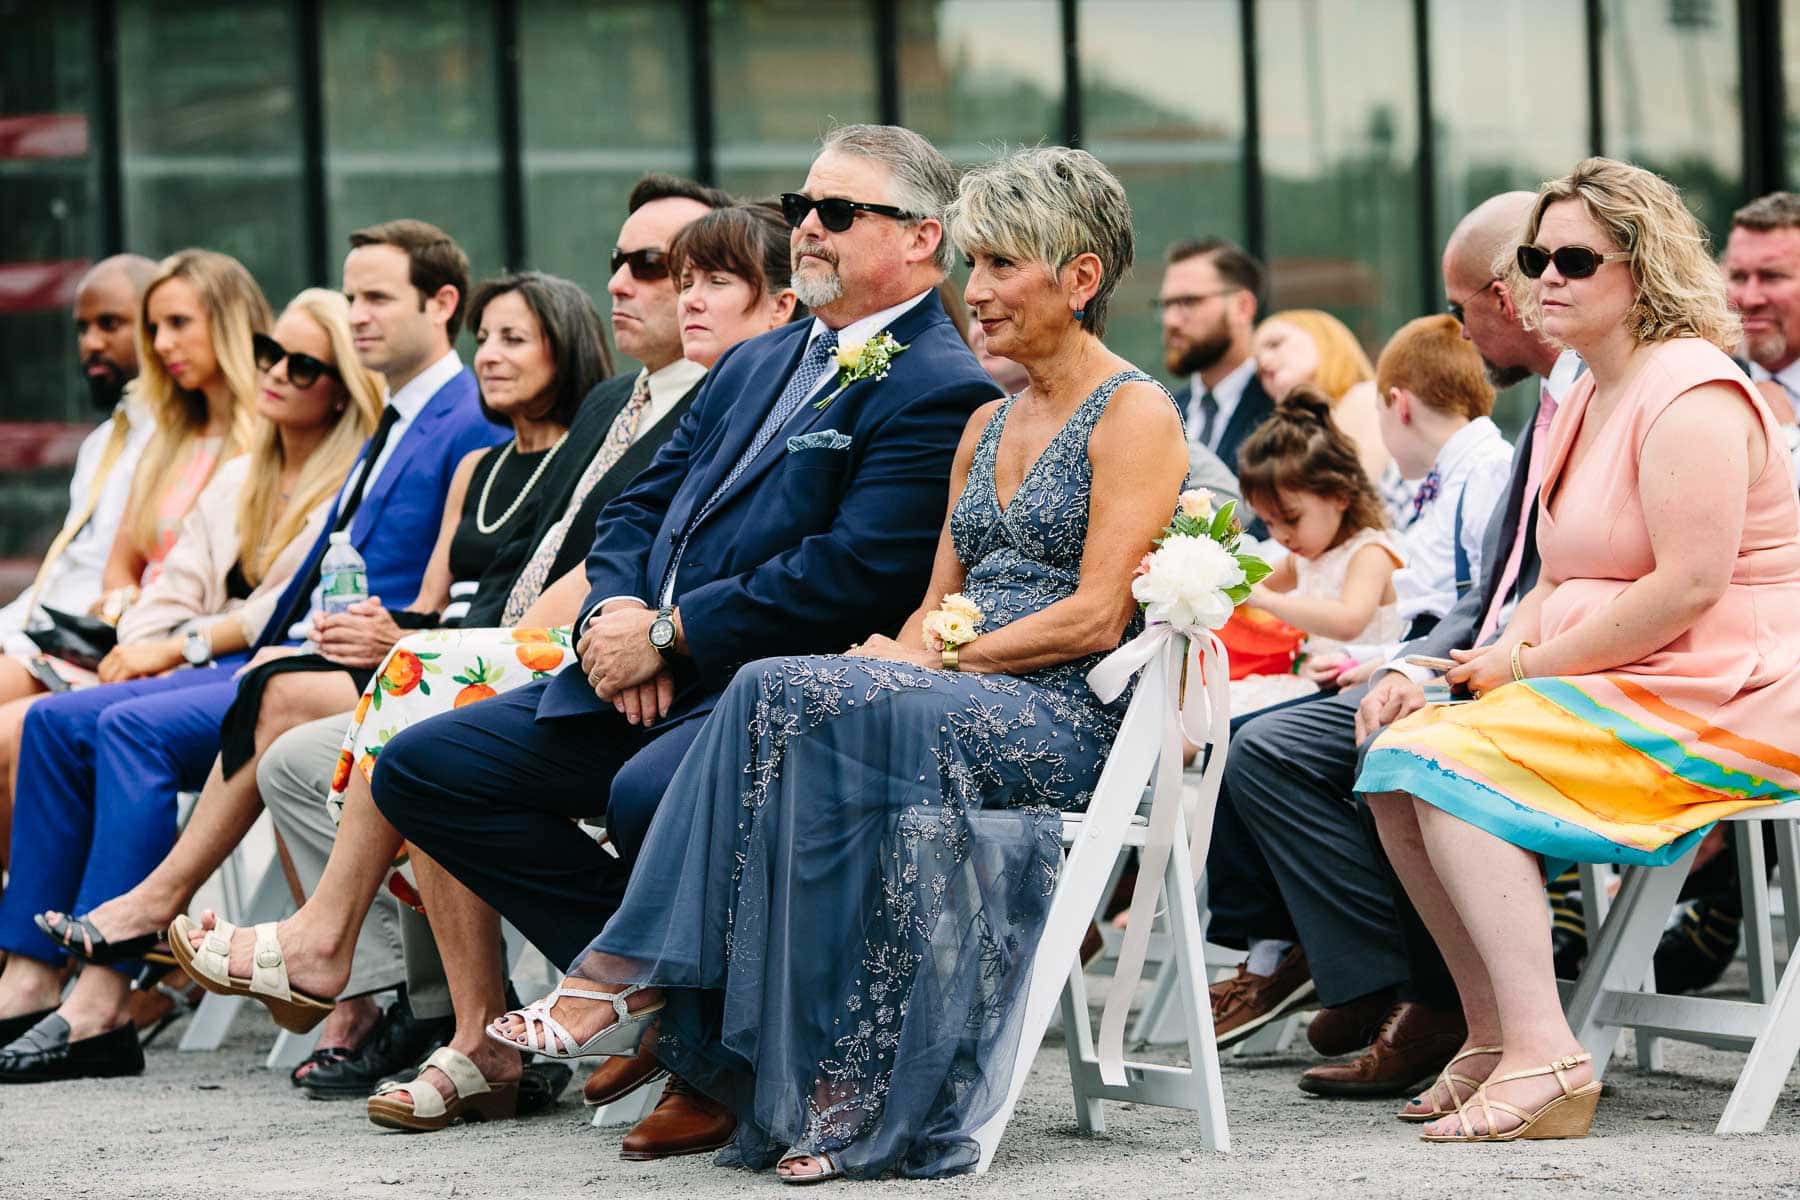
[
  {"x1": 69, "y1": 670, "x2": 359, "y2": 942},
  {"x1": 0, "y1": 954, "x2": 65, "y2": 1021},
  {"x1": 182, "y1": 766, "x2": 403, "y2": 1001},
  {"x1": 49, "y1": 960, "x2": 131, "y2": 1041},
  {"x1": 1366, "y1": 790, "x2": 1502, "y2": 1114},
  {"x1": 1411, "y1": 799, "x2": 1590, "y2": 1136},
  {"x1": 387, "y1": 848, "x2": 520, "y2": 1106}
]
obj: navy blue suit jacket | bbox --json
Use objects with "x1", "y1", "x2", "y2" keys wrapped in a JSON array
[
  {"x1": 540, "y1": 290, "x2": 1001, "y2": 722},
  {"x1": 259, "y1": 367, "x2": 506, "y2": 648}
]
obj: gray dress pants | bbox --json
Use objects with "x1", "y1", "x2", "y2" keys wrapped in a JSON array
[{"x1": 258, "y1": 713, "x2": 451, "y2": 1019}]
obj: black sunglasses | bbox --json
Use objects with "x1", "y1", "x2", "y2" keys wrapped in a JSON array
[
  {"x1": 1447, "y1": 277, "x2": 1498, "y2": 326},
  {"x1": 610, "y1": 246, "x2": 670, "y2": 282},
  {"x1": 779, "y1": 192, "x2": 920, "y2": 233},
  {"x1": 1516, "y1": 244, "x2": 1632, "y2": 280},
  {"x1": 252, "y1": 332, "x2": 341, "y2": 389}
]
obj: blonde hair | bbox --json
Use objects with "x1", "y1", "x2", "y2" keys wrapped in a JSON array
[
  {"x1": 235, "y1": 290, "x2": 383, "y2": 585},
  {"x1": 1502, "y1": 156, "x2": 1741, "y2": 351},
  {"x1": 1260, "y1": 309, "x2": 1374, "y2": 401},
  {"x1": 123, "y1": 250, "x2": 272, "y2": 561}
]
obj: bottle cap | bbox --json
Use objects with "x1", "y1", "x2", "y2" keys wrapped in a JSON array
[{"x1": 328, "y1": 531, "x2": 350, "y2": 545}]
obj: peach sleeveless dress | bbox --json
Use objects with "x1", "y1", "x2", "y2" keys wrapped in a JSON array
[{"x1": 1359, "y1": 338, "x2": 1800, "y2": 866}]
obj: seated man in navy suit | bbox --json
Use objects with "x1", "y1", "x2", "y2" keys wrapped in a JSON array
[{"x1": 177, "y1": 125, "x2": 1000, "y2": 1147}]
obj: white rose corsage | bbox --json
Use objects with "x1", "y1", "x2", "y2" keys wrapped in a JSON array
[{"x1": 815, "y1": 331, "x2": 907, "y2": 411}]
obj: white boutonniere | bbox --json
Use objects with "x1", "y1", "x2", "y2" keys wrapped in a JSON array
[{"x1": 814, "y1": 331, "x2": 908, "y2": 410}]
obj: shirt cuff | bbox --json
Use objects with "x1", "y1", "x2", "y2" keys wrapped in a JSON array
[
  {"x1": 1370, "y1": 658, "x2": 1436, "y2": 686},
  {"x1": 581, "y1": 595, "x2": 647, "y2": 634}
]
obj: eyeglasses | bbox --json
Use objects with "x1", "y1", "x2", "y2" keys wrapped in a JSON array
[
  {"x1": 1516, "y1": 244, "x2": 1632, "y2": 280},
  {"x1": 610, "y1": 247, "x2": 670, "y2": 282},
  {"x1": 252, "y1": 333, "x2": 341, "y2": 389},
  {"x1": 779, "y1": 192, "x2": 919, "y2": 233},
  {"x1": 1150, "y1": 288, "x2": 1240, "y2": 313},
  {"x1": 1447, "y1": 277, "x2": 1498, "y2": 326}
]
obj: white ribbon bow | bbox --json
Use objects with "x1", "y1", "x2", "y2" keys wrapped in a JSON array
[{"x1": 1084, "y1": 619, "x2": 1230, "y2": 1086}]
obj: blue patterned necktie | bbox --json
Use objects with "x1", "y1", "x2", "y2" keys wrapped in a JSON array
[
  {"x1": 662, "y1": 329, "x2": 840, "y2": 602},
  {"x1": 1410, "y1": 467, "x2": 1442, "y2": 524}
]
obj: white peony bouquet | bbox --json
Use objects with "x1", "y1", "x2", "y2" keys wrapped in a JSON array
[{"x1": 1130, "y1": 489, "x2": 1270, "y2": 633}]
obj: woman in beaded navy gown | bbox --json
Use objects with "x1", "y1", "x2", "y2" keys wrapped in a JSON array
[{"x1": 488, "y1": 148, "x2": 1188, "y2": 1181}]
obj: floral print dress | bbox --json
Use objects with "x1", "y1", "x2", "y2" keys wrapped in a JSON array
[{"x1": 568, "y1": 370, "x2": 1169, "y2": 1179}]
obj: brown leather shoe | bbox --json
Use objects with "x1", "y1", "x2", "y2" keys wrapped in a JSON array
[
  {"x1": 583, "y1": 1022, "x2": 668, "y2": 1107},
  {"x1": 619, "y1": 1074, "x2": 736, "y2": 1161},
  {"x1": 1305, "y1": 987, "x2": 1396, "y2": 1057},
  {"x1": 1210, "y1": 946, "x2": 1315, "y2": 1048},
  {"x1": 1297, "y1": 1000, "x2": 1467, "y2": 1098}
]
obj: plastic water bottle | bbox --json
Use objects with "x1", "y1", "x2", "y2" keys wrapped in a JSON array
[{"x1": 319, "y1": 531, "x2": 368, "y2": 614}]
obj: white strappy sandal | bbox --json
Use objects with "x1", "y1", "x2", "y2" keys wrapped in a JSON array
[
  {"x1": 167, "y1": 914, "x2": 334, "y2": 1033},
  {"x1": 778, "y1": 1149, "x2": 845, "y2": 1185},
  {"x1": 367, "y1": 1046, "x2": 519, "y2": 1132},
  {"x1": 484, "y1": 983, "x2": 664, "y2": 1059}
]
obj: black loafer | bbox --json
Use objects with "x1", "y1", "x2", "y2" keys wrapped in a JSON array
[
  {"x1": 0, "y1": 1015, "x2": 144, "y2": 1083},
  {"x1": 0, "y1": 1007, "x2": 58, "y2": 1047}
]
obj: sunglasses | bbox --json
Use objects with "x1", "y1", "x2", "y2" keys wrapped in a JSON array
[
  {"x1": 1516, "y1": 244, "x2": 1632, "y2": 280},
  {"x1": 779, "y1": 192, "x2": 919, "y2": 233},
  {"x1": 610, "y1": 247, "x2": 670, "y2": 282},
  {"x1": 252, "y1": 333, "x2": 341, "y2": 389},
  {"x1": 1447, "y1": 277, "x2": 1498, "y2": 326}
]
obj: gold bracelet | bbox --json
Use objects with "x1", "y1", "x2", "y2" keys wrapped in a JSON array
[
  {"x1": 942, "y1": 644, "x2": 960, "y2": 671},
  {"x1": 1510, "y1": 640, "x2": 1534, "y2": 683}
]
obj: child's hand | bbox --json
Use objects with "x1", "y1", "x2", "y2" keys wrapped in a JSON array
[{"x1": 1300, "y1": 654, "x2": 1351, "y2": 685}]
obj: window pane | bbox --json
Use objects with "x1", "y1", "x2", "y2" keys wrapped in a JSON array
[
  {"x1": 898, "y1": 0, "x2": 1062, "y2": 156},
  {"x1": 322, "y1": 0, "x2": 504, "y2": 297},
  {"x1": 1600, "y1": 0, "x2": 1740, "y2": 240},
  {"x1": 117, "y1": 0, "x2": 306, "y2": 307},
  {"x1": 1430, "y1": 0, "x2": 1590, "y2": 435},
  {"x1": 520, "y1": 0, "x2": 695, "y2": 368},
  {"x1": 710, "y1": 0, "x2": 879, "y2": 198},
  {"x1": 1081, "y1": 0, "x2": 1245, "y2": 385},
  {"x1": 1258, "y1": 0, "x2": 1423, "y2": 349},
  {"x1": 0, "y1": 0, "x2": 102, "y2": 574}
]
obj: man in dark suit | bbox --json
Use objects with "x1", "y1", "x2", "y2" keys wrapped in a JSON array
[
  {"x1": 353, "y1": 124, "x2": 998, "y2": 1143},
  {"x1": 1160, "y1": 236, "x2": 1273, "y2": 477},
  {"x1": 1203, "y1": 193, "x2": 1579, "y2": 1099}
]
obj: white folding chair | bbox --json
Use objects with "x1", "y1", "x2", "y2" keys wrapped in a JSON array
[
  {"x1": 1564, "y1": 806, "x2": 1800, "y2": 1133},
  {"x1": 973, "y1": 638, "x2": 1229, "y2": 1171}
]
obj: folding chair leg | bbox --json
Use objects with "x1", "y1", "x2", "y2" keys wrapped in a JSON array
[
  {"x1": 266, "y1": 1026, "x2": 324, "y2": 1071},
  {"x1": 1061, "y1": 960, "x2": 1105, "y2": 1134},
  {"x1": 1130, "y1": 950, "x2": 1182, "y2": 1046},
  {"x1": 1715, "y1": 943, "x2": 1800, "y2": 1134},
  {"x1": 591, "y1": 1077, "x2": 664, "y2": 1128},
  {"x1": 1737, "y1": 828, "x2": 1775, "y2": 1004},
  {"x1": 1165, "y1": 820, "x2": 1228, "y2": 1153},
  {"x1": 1776, "y1": 821, "x2": 1800, "y2": 961},
  {"x1": 179, "y1": 993, "x2": 244, "y2": 1052},
  {"x1": 1566, "y1": 850, "x2": 1697, "y2": 1080}
]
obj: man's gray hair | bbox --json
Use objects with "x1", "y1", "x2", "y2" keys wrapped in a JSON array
[
  {"x1": 945, "y1": 146, "x2": 1135, "y2": 337},
  {"x1": 1733, "y1": 191, "x2": 1800, "y2": 232},
  {"x1": 819, "y1": 123, "x2": 958, "y2": 271}
]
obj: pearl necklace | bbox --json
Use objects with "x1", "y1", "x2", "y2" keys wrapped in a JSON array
[{"x1": 475, "y1": 432, "x2": 569, "y2": 534}]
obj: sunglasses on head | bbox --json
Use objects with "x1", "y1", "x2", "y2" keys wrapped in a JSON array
[
  {"x1": 252, "y1": 333, "x2": 341, "y2": 389},
  {"x1": 779, "y1": 192, "x2": 919, "y2": 233},
  {"x1": 1516, "y1": 243, "x2": 1632, "y2": 280},
  {"x1": 610, "y1": 247, "x2": 670, "y2": 281}
]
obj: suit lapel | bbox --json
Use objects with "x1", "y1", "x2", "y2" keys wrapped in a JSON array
[
  {"x1": 679, "y1": 328, "x2": 811, "y2": 519},
  {"x1": 351, "y1": 372, "x2": 469, "y2": 542}
]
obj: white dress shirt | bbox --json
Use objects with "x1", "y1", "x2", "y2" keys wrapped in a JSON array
[
  {"x1": 639, "y1": 356, "x2": 709, "y2": 430},
  {"x1": 0, "y1": 390, "x2": 155, "y2": 652},
  {"x1": 1187, "y1": 356, "x2": 1257, "y2": 455},
  {"x1": 1747, "y1": 359, "x2": 1800, "y2": 488}
]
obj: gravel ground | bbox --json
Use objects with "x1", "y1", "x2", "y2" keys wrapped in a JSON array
[{"x1": 3, "y1": 970, "x2": 1797, "y2": 1200}]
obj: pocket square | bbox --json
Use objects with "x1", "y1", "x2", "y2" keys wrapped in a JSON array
[{"x1": 787, "y1": 430, "x2": 852, "y2": 452}]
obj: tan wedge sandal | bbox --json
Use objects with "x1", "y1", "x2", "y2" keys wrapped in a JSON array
[
  {"x1": 1396, "y1": 1044, "x2": 1502, "y2": 1123},
  {"x1": 166, "y1": 915, "x2": 335, "y2": 1034},
  {"x1": 1420, "y1": 1052, "x2": 1601, "y2": 1143},
  {"x1": 367, "y1": 1046, "x2": 520, "y2": 1132}
]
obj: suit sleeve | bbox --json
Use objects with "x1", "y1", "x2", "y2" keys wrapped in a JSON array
[{"x1": 675, "y1": 376, "x2": 995, "y2": 689}]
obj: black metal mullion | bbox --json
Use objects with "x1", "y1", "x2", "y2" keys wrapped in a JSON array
[
  {"x1": 1412, "y1": 0, "x2": 1438, "y2": 311},
  {"x1": 495, "y1": 0, "x2": 526, "y2": 266},
  {"x1": 1060, "y1": 0, "x2": 1080, "y2": 147},
  {"x1": 875, "y1": 0, "x2": 900, "y2": 125},
  {"x1": 296, "y1": 0, "x2": 328, "y2": 284},
  {"x1": 92, "y1": 0, "x2": 123, "y2": 255},
  {"x1": 1240, "y1": 0, "x2": 1265, "y2": 265},
  {"x1": 687, "y1": 0, "x2": 717, "y2": 184},
  {"x1": 1585, "y1": 0, "x2": 1604, "y2": 156},
  {"x1": 1738, "y1": 0, "x2": 1785, "y2": 197}
]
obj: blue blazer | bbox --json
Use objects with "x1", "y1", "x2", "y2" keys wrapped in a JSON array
[
  {"x1": 541, "y1": 290, "x2": 1001, "y2": 722},
  {"x1": 259, "y1": 367, "x2": 506, "y2": 647}
]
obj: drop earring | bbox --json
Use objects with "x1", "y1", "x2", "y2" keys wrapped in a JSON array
[{"x1": 1072, "y1": 306, "x2": 1085, "y2": 322}]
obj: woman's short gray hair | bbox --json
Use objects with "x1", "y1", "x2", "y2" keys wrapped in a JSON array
[
  {"x1": 946, "y1": 147, "x2": 1135, "y2": 336},
  {"x1": 820, "y1": 123, "x2": 958, "y2": 272}
]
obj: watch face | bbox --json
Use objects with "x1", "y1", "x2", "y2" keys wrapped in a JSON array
[{"x1": 649, "y1": 618, "x2": 676, "y2": 649}]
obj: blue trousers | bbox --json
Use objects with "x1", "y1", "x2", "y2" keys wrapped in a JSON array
[{"x1": 0, "y1": 660, "x2": 245, "y2": 969}]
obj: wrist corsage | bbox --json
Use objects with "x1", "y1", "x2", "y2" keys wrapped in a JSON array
[{"x1": 922, "y1": 592, "x2": 983, "y2": 670}]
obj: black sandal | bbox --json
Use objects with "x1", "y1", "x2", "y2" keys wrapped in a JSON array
[
  {"x1": 291, "y1": 1045, "x2": 356, "y2": 1087},
  {"x1": 34, "y1": 912, "x2": 160, "y2": 965}
]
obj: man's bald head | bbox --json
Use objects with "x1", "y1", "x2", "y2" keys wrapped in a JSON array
[
  {"x1": 74, "y1": 253, "x2": 157, "y2": 409},
  {"x1": 1443, "y1": 191, "x2": 1535, "y2": 293}
]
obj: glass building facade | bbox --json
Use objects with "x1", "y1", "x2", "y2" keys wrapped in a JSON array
[{"x1": 0, "y1": 0, "x2": 1783, "y2": 580}]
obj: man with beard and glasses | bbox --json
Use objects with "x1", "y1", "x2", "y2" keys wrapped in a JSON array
[
  {"x1": 0, "y1": 255, "x2": 159, "y2": 656},
  {"x1": 1158, "y1": 237, "x2": 1272, "y2": 482},
  {"x1": 1199, "y1": 192, "x2": 1587, "y2": 1105}
]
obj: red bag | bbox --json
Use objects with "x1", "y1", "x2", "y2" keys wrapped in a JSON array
[{"x1": 1217, "y1": 605, "x2": 1305, "y2": 680}]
